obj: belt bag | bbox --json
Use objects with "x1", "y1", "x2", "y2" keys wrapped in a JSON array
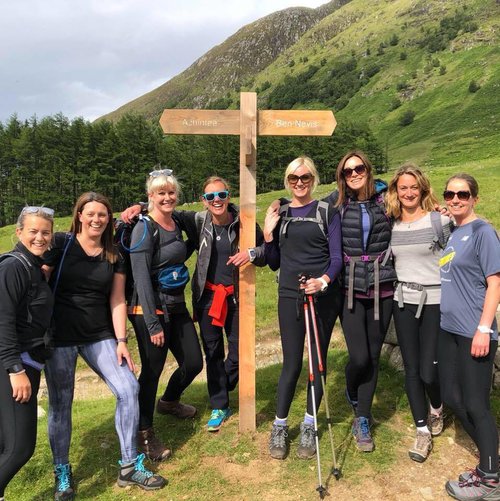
[{"x1": 157, "y1": 263, "x2": 189, "y2": 294}]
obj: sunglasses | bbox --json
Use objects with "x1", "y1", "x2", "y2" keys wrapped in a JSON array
[
  {"x1": 149, "y1": 168, "x2": 173, "y2": 178},
  {"x1": 443, "y1": 190, "x2": 471, "y2": 201},
  {"x1": 202, "y1": 190, "x2": 229, "y2": 202},
  {"x1": 22, "y1": 206, "x2": 55, "y2": 217},
  {"x1": 342, "y1": 164, "x2": 366, "y2": 178},
  {"x1": 287, "y1": 173, "x2": 314, "y2": 184}
]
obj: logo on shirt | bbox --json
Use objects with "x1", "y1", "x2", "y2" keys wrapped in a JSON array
[
  {"x1": 439, "y1": 247, "x2": 455, "y2": 274},
  {"x1": 461, "y1": 235, "x2": 470, "y2": 242}
]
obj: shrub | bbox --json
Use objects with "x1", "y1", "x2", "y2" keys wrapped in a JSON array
[
  {"x1": 389, "y1": 34, "x2": 399, "y2": 46},
  {"x1": 400, "y1": 51, "x2": 407, "y2": 60},
  {"x1": 468, "y1": 80, "x2": 480, "y2": 93},
  {"x1": 439, "y1": 65, "x2": 447, "y2": 75},
  {"x1": 389, "y1": 98, "x2": 402, "y2": 111},
  {"x1": 399, "y1": 110, "x2": 416, "y2": 126},
  {"x1": 396, "y1": 81, "x2": 409, "y2": 91}
]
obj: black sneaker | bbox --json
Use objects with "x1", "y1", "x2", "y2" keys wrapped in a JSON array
[
  {"x1": 54, "y1": 463, "x2": 75, "y2": 501},
  {"x1": 269, "y1": 423, "x2": 289, "y2": 460},
  {"x1": 297, "y1": 423, "x2": 316, "y2": 459},
  {"x1": 117, "y1": 453, "x2": 167, "y2": 490}
]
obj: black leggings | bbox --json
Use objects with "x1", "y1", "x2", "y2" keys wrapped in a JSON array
[
  {"x1": 275, "y1": 290, "x2": 342, "y2": 419},
  {"x1": 393, "y1": 302, "x2": 442, "y2": 427},
  {"x1": 438, "y1": 329, "x2": 498, "y2": 474},
  {"x1": 340, "y1": 296, "x2": 393, "y2": 418},
  {"x1": 196, "y1": 304, "x2": 239, "y2": 410},
  {"x1": 0, "y1": 365, "x2": 40, "y2": 497},
  {"x1": 129, "y1": 303, "x2": 203, "y2": 430}
]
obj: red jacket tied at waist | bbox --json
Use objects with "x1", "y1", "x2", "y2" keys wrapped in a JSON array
[{"x1": 205, "y1": 281, "x2": 235, "y2": 327}]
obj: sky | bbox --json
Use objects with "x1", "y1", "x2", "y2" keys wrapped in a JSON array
[{"x1": 0, "y1": 0, "x2": 327, "y2": 124}]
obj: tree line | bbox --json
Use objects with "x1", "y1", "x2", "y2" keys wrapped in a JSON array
[{"x1": 0, "y1": 112, "x2": 385, "y2": 226}]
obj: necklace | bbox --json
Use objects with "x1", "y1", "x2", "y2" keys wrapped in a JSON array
[{"x1": 214, "y1": 224, "x2": 227, "y2": 241}]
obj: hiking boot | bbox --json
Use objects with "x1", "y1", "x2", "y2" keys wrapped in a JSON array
[
  {"x1": 156, "y1": 398, "x2": 197, "y2": 419},
  {"x1": 117, "y1": 453, "x2": 167, "y2": 491},
  {"x1": 408, "y1": 430, "x2": 432, "y2": 463},
  {"x1": 297, "y1": 423, "x2": 316, "y2": 459},
  {"x1": 446, "y1": 467, "x2": 499, "y2": 501},
  {"x1": 207, "y1": 408, "x2": 232, "y2": 432},
  {"x1": 54, "y1": 463, "x2": 75, "y2": 501},
  {"x1": 460, "y1": 461, "x2": 500, "y2": 483},
  {"x1": 428, "y1": 409, "x2": 444, "y2": 436},
  {"x1": 269, "y1": 423, "x2": 289, "y2": 460},
  {"x1": 137, "y1": 428, "x2": 172, "y2": 462},
  {"x1": 345, "y1": 388, "x2": 358, "y2": 415},
  {"x1": 352, "y1": 416, "x2": 374, "y2": 452}
]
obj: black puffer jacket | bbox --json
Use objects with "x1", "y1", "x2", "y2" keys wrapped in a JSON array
[
  {"x1": 0, "y1": 242, "x2": 54, "y2": 371},
  {"x1": 325, "y1": 181, "x2": 396, "y2": 293}
]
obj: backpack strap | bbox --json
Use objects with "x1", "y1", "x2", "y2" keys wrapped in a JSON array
[
  {"x1": 279, "y1": 201, "x2": 330, "y2": 243},
  {"x1": 430, "y1": 211, "x2": 446, "y2": 250},
  {"x1": 0, "y1": 252, "x2": 37, "y2": 324},
  {"x1": 52, "y1": 233, "x2": 74, "y2": 294}
]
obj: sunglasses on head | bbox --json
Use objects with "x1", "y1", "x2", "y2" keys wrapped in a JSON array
[
  {"x1": 287, "y1": 173, "x2": 314, "y2": 184},
  {"x1": 149, "y1": 168, "x2": 173, "y2": 178},
  {"x1": 443, "y1": 190, "x2": 471, "y2": 201},
  {"x1": 342, "y1": 164, "x2": 366, "y2": 178},
  {"x1": 202, "y1": 190, "x2": 229, "y2": 202},
  {"x1": 22, "y1": 206, "x2": 55, "y2": 217}
]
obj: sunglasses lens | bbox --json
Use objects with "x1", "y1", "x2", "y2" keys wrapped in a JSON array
[
  {"x1": 443, "y1": 191, "x2": 471, "y2": 201},
  {"x1": 218, "y1": 191, "x2": 228, "y2": 200},
  {"x1": 23, "y1": 206, "x2": 54, "y2": 217},
  {"x1": 458, "y1": 191, "x2": 471, "y2": 201},
  {"x1": 204, "y1": 193, "x2": 215, "y2": 201}
]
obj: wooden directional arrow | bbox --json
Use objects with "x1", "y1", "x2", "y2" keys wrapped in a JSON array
[{"x1": 159, "y1": 93, "x2": 336, "y2": 433}]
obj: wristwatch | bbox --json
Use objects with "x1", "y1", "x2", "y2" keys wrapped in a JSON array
[
  {"x1": 248, "y1": 248, "x2": 257, "y2": 263},
  {"x1": 318, "y1": 277, "x2": 329, "y2": 292},
  {"x1": 477, "y1": 325, "x2": 493, "y2": 334}
]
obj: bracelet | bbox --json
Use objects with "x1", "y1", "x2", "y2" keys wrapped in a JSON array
[
  {"x1": 477, "y1": 325, "x2": 493, "y2": 334},
  {"x1": 116, "y1": 337, "x2": 128, "y2": 344},
  {"x1": 318, "y1": 277, "x2": 329, "y2": 292},
  {"x1": 9, "y1": 369, "x2": 26, "y2": 377}
]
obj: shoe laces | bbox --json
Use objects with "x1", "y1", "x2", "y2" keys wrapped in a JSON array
[
  {"x1": 358, "y1": 417, "x2": 370, "y2": 438},
  {"x1": 55, "y1": 464, "x2": 71, "y2": 492},
  {"x1": 210, "y1": 409, "x2": 224, "y2": 420},
  {"x1": 459, "y1": 469, "x2": 482, "y2": 488},
  {"x1": 300, "y1": 425, "x2": 315, "y2": 448},
  {"x1": 133, "y1": 453, "x2": 154, "y2": 480},
  {"x1": 415, "y1": 431, "x2": 431, "y2": 450},
  {"x1": 270, "y1": 425, "x2": 288, "y2": 448}
]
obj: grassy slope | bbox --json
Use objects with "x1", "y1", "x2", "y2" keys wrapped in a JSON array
[{"x1": 250, "y1": 0, "x2": 500, "y2": 167}]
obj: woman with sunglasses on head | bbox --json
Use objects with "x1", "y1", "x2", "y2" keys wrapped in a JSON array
[
  {"x1": 44, "y1": 192, "x2": 166, "y2": 500},
  {"x1": 128, "y1": 170, "x2": 203, "y2": 461},
  {"x1": 120, "y1": 175, "x2": 265, "y2": 433},
  {"x1": 438, "y1": 174, "x2": 500, "y2": 501},
  {"x1": 264, "y1": 156, "x2": 343, "y2": 460},
  {"x1": 386, "y1": 163, "x2": 451, "y2": 463},
  {"x1": 0, "y1": 207, "x2": 54, "y2": 501}
]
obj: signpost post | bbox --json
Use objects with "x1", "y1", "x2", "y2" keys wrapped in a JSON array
[{"x1": 159, "y1": 92, "x2": 336, "y2": 432}]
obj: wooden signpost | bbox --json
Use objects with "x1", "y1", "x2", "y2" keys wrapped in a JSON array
[{"x1": 159, "y1": 93, "x2": 336, "y2": 432}]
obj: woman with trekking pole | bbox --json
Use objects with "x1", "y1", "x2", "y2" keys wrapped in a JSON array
[
  {"x1": 437, "y1": 174, "x2": 500, "y2": 501},
  {"x1": 263, "y1": 156, "x2": 343, "y2": 462},
  {"x1": 386, "y1": 163, "x2": 451, "y2": 462},
  {"x1": 127, "y1": 170, "x2": 203, "y2": 461},
  {"x1": 44, "y1": 192, "x2": 166, "y2": 500},
  {"x1": 0, "y1": 207, "x2": 55, "y2": 501}
]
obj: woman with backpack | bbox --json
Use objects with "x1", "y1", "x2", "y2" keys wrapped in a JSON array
[
  {"x1": 44, "y1": 192, "x2": 166, "y2": 500},
  {"x1": 128, "y1": 170, "x2": 203, "y2": 461},
  {"x1": 386, "y1": 163, "x2": 451, "y2": 462},
  {"x1": 0, "y1": 207, "x2": 54, "y2": 501},
  {"x1": 325, "y1": 150, "x2": 397, "y2": 452},
  {"x1": 264, "y1": 156, "x2": 343, "y2": 460},
  {"x1": 438, "y1": 174, "x2": 500, "y2": 501}
]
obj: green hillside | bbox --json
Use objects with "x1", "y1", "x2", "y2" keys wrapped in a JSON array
[{"x1": 100, "y1": 0, "x2": 500, "y2": 170}]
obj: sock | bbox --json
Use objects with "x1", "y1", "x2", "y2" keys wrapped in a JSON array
[
  {"x1": 274, "y1": 417, "x2": 287, "y2": 426},
  {"x1": 417, "y1": 425, "x2": 430, "y2": 434},
  {"x1": 303, "y1": 413, "x2": 314, "y2": 426},
  {"x1": 430, "y1": 404, "x2": 443, "y2": 416}
]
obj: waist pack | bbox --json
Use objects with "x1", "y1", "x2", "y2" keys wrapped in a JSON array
[{"x1": 157, "y1": 263, "x2": 189, "y2": 294}]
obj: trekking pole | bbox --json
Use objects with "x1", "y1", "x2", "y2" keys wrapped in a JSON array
[
  {"x1": 299, "y1": 275, "x2": 327, "y2": 499},
  {"x1": 308, "y1": 294, "x2": 341, "y2": 480}
]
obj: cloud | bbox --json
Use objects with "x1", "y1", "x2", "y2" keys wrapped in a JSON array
[{"x1": 0, "y1": 0, "x2": 326, "y2": 123}]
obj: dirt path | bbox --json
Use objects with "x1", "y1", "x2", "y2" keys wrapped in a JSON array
[{"x1": 38, "y1": 331, "x2": 482, "y2": 501}]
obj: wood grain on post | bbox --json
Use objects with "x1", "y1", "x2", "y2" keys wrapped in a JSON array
[{"x1": 238, "y1": 92, "x2": 257, "y2": 432}]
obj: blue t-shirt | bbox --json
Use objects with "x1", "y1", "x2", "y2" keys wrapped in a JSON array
[{"x1": 439, "y1": 219, "x2": 500, "y2": 340}]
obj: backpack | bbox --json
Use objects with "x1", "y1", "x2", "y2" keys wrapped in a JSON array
[
  {"x1": 278, "y1": 200, "x2": 330, "y2": 243},
  {"x1": 0, "y1": 252, "x2": 38, "y2": 324},
  {"x1": 429, "y1": 211, "x2": 447, "y2": 250}
]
